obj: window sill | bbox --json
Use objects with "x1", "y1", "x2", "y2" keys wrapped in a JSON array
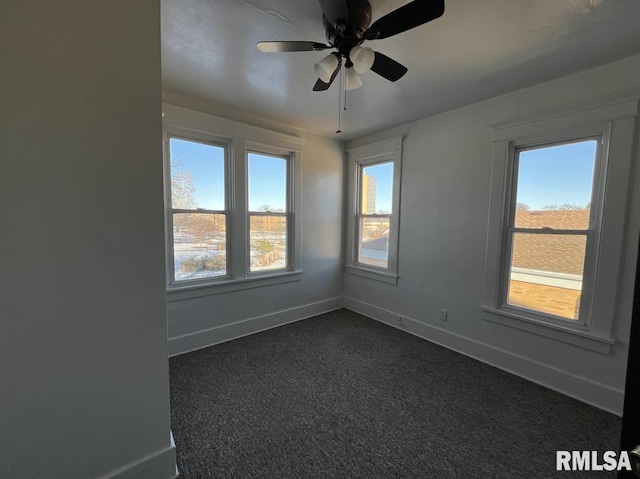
[
  {"x1": 345, "y1": 265, "x2": 398, "y2": 285},
  {"x1": 480, "y1": 306, "x2": 614, "y2": 354},
  {"x1": 167, "y1": 270, "x2": 303, "y2": 302}
]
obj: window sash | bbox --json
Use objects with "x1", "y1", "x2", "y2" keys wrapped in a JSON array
[
  {"x1": 165, "y1": 134, "x2": 231, "y2": 286},
  {"x1": 247, "y1": 150, "x2": 291, "y2": 214},
  {"x1": 508, "y1": 137, "x2": 601, "y2": 231},
  {"x1": 501, "y1": 229, "x2": 591, "y2": 320},
  {"x1": 357, "y1": 161, "x2": 394, "y2": 216},
  {"x1": 170, "y1": 211, "x2": 230, "y2": 283},
  {"x1": 499, "y1": 136, "x2": 604, "y2": 326},
  {"x1": 167, "y1": 134, "x2": 229, "y2": 211},
  {"x1": 356, "y1": 213, "x2": 392, "y2": 270},
  {"x1": 355, "y1": 159, "x2": 394, "y2": 271},
  {"x1": 246, "y1": 150, "x2": 293, "y2": 275},
  {"x1": 248, "y1": 213, "x2": 290, "y2": 273}
]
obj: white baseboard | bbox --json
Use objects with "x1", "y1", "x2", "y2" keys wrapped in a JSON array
[
  {"x1": 168, "y1": 297, "x2": 344, "y2": 357},
  {"x1": 98, "y1": 439, "x2": 177, "y2": 479},
  {"x1": 343, "y1": 296, "x2": 624, "y2": 416}
]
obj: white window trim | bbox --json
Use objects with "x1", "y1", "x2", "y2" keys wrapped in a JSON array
[
  {"x1": 482, "y1": 90, "x2": 640, "y2": 353},
  {"x1": 162, "y1": 105, "x2": 304, "y2": 300},
  {"x1": 500, "y1": 133, "x2": 607, "y2": 329},
  {"x1": 245, "y1": 141, "x2": 301, "y2": 279},
  {"x1": 163, "y1": 127, "x2": 233, "y2": 289},
  {"x1": 346, "y1": 136, "x2": 403, "y2": 284}
]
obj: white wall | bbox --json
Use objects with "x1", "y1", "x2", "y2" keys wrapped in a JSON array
[
  {"x1": 344, "y1": 54, "x2": 640, "y2": 415},
  {"x1": 1, "y1": 2, "x2": 175, "y2": 478},
  {"x1": 162, "y1": 94, "x2": 345, "y2": 355}
]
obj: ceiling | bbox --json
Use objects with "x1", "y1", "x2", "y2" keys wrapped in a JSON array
[{"x1": 161, "y1": 0, "x2": 640, "y2": 140}]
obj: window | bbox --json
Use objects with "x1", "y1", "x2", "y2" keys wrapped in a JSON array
[
  {"x1": 346, "y1": 137, "x2": 402, "y2": 284},
  {"x1": 162, "y1": 114, "x2": 303, "y2": 297},
  {"x1": 482, "y1": 91, "x2": 640, "y2": 352},
  {"x1": 357, "y1": 161, "x2": 393, "y2": 269},
  {"x1": 167, "y1": 136, "x2": 229, "y2": 283},
  {"x1": 248, "y1": 151, "x2": 290, "y2": 273},
  {"x1": 502, "y1": 138, "x2": 602, "y2": 323}
]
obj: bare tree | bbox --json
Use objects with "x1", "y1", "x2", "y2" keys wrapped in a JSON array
[
  {"x1": 189, "y1": 215, "x2": 218, "y2": 247},
  {"x1": 171, "y1": 159, "x2": 196, "y2": 209},
  {"x1": 542, "y1": 203, "x2": 587, "y2": 210},
  {"x1": 516, "y1": 202, "x2": 530, "y2": 211}
]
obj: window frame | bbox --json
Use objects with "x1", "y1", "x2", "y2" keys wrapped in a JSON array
[
  {"x1": 482, "y1": 90, "x2": 640, "y2": 353},
  {"x1": 162, "y1": 113, "x2": 304, "y2": 300},
  {"x1": 355, "y1": 159, "x2": 394, "y2": 269},
  {"x1": 497, "y1": 134, "x2": 607, "y2": 328},
  {"x1": 164, "y1": 129, "x2": 233, "y2": 289},
  {"x1": 346, "y1": 136, "x2": 403, "y2": 284},
  {"x1": 246, "y1": 144, "x2": 296, "y2": 277}
]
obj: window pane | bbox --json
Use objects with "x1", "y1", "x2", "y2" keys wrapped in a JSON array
[
  {"x1": 507, "y1": 233, "x2": 586, "y2": 320},
  {"x1": 169, "y1": 138, "x2": 225, "y2": 210},
  {"x1": 361, "y1": 162, "x2": 393, "y2": 214},
  {"x1": 173, "y1": 213, "x2": 227, "y2": 281},
  {"x1": 249, "y1": 215, "x2": 287, "y2": 272},
  {"x1": 514, "y1": 140, "x2": 597, "y2": 229},
  {"x1": 248, "y1": 153, "x2": 287, "y2": 212},
  {"x1": 358, "y1": 217, "x2": 390, "y2": 268}
]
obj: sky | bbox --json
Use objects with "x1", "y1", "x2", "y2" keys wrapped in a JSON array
[
  {"x1": 169, "y1": 139, "x2": 287, "y2": 211},
  {"x1": 248, "y1": 152, "x2": 286, "y2": 211},
  {"x1": 516, "y1": 139, "x2": 597, "y2": 210},
  {"x1": 363, "y1": 162, "x2": 394, "y2": 213},
  {"x1": 170, "y1": 137, "x2": 597, "y2": 214}
]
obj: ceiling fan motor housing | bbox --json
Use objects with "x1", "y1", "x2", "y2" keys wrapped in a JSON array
[
  {"x1": 257, "y1": 0, "x2": 444, "y2": 89},
  {"x1": 323, "y1": 0, "x2": 372, "y2": 57}
]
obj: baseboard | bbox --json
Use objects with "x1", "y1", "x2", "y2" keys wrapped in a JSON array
[
  {"x1": 343, "y1": 296, "x2": 624, "y2": 416},
  {"x1": 168, "y1": 297, "x2": 344, "y2": 357},
  {"x1": 98, "y1": 439, "x2": 177, "y2": 479}
]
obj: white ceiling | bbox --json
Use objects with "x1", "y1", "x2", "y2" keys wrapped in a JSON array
[{"x1": 162, "y1": 0, "x2": 640, "y2": 140}]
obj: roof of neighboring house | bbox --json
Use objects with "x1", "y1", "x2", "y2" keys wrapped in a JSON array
[
  {"x1": 362, "y1": 237, "x2": 388, "y2": 252},
  {"x1": 515, "y1": 209, "x2": 590, "y2": 230},
  {"x1": 512, "y1": 210, "x2": 590, "y2": 275}
]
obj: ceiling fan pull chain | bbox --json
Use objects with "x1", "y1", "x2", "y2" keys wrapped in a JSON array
[
  {"x1": 344, "y1": 70, "x2": 347, "y2": 111},
  {"x1": 336, "y1": 65, "x2": 343, "y2": 134}
]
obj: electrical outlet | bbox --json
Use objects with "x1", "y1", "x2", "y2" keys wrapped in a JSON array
[{"x1": 439, "y1": 309, "x2": 448, "y2": 321}]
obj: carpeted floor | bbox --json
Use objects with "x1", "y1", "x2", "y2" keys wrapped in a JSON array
[{"x1": 169, "y1": 309, "x2": 621, "y2": 478}]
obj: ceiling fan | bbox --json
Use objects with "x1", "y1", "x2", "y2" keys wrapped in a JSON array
[{"x1": 256, "y1": 0, "x2": 445, "y2": 91}]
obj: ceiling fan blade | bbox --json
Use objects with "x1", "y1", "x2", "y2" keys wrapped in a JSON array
[
  {"x1": 365, "y1": 0, "x2": 444, "y2": 40},
  {"x1": 313, "y1": 56, "x2": 342, "y2": 91},
  {"x1": 257, "y1": 41, "x2": 330, "y2": 53},
  {"x1": 370, "y1": 52, "x2": 407, "y2": 82},
  {"x1": 318, "y1": 0, "x2": 348, "y2": 27}
]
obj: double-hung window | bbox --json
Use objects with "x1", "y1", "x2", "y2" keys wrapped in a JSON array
[
  {"x1": 346, "y1": 137, "x2": 402, "y2": 284},
  {"x1": 502, "y1": 138, "x2": 603, "y2": 322},
  {"x1": 162, "y1": 111, "x2": 303, "y2": 296},
  {"x1": 167, "y1": 136, "x2": 229, "y2": 282},
  {"x1": 248, "y1": 151, "x2": 291, "y2": 273},
  {"x1": 356, "y1": 161, "x2": 394, "y2": 269},
  {"x1": 483, "y1": 91, "x2": 640, "y2": 352}
]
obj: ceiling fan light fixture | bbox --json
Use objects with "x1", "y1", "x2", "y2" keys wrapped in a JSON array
[
  {"x1": 350, "y1": 46, "x2": 375, "y2": 74},
  {"x1": 314, "y1": 53, "x2": 339, "y2": 83},
  {"x1": 345, "y1": 66, "x2": 363, "y2": 90}
]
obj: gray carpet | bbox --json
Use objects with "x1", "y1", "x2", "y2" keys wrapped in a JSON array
[{"x1": 169, "y1": 309, "x2": 620, "y2": 478}]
